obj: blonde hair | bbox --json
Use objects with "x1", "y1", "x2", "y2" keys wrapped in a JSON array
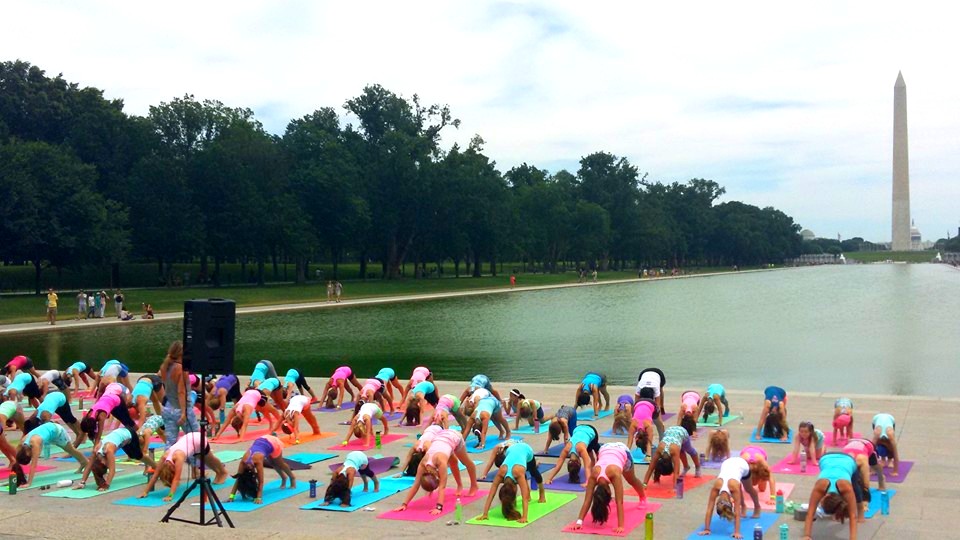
[
  {"x1": 612, "y1": 410, "x2": 631, "y2": 434},
  {"x1": 707, "y1": 430, "x2": 730, "y2": 462}
]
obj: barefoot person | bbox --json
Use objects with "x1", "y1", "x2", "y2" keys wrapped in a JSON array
[
  {"x1": 698, "y1": 457, "x2": 762, "y2": 539},
  {"x1": 392, "y1": 429, "x2": 479, "y2": 515},
  {"x1": 571, "y1": 443, "x2": 648, "y2": 535},
  {"x1": 228, "y1": 435, "x2": 296, "y2": 504},
  {"x1": 139, "y1": 431, "x2": 229, "y2": 502}
]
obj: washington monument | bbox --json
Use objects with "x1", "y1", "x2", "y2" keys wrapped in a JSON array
[{"x1": 891, "y1": 71, "x2": 911, "y2": 251}]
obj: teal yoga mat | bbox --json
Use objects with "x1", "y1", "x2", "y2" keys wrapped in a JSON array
[
  {"x1": 43, "y1": 472, "x2": 147, "y2": 498},
  {"x1": 698, "y1": 414, "x2": 740, "y2": 427},
  {"x1": 208, "y1": 478, "x2": 310, "y2": 512},
  {"x1": 287, "y1": 452, "x2": 337, "y2": 464},
  {"x1": 865, "y1": 487, "x2": 897, "y2": 518},
  {"x1": 575, "y1": 409, "x2": 614, "y2": 421},
  {"x1": 20, "y1": 469, "x2": 91, "y2": 491},
  {"x1": 467, "y1": 436, "x2": 523, "y2": 454},
  {"x1": 686, "y1": 511, "x2": 778, "y2": 539},
  {"x1": 301, "y1": 477, "x2": 409, "y2": 511},
  {"x1": 749, "y1": 429, "x2": 793, "y2": 444}
]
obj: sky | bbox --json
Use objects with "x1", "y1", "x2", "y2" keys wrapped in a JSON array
[{"x1": 4, "y1": 1, "x2": 959, "y2": 243}]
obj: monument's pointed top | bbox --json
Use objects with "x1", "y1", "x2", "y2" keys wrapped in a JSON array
[{"x1": 895, "y1": 71, "x2": 906, "y2": 87}]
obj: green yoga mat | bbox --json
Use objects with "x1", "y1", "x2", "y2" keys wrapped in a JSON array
[
  {"x1": 42, "y1": 472, "x2": 147, "y2": 498},
  {"x1": 20, "y1": 469, "x2": 88, "y2": 491},
  {"x1": 467, "y1": 492, "x2": 577, "y2": 527},
  {"x1": 698, "y1": 414, "x2": 739, "y2": 427}
]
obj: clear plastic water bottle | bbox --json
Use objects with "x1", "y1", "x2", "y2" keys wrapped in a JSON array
[
  {"x1": 534, "y1": 418, "x2": 540, "y2": 434},
  {"x1": 56, "y1": 479, "x2": 73, "y2": 488},
  {"x1": 800, "y1": 449, "x2": 807, "y2": 473},
  {"x1": 880, "y1": 490, "x2": 890, "y2": 515},
  {"x1": 779, "y1": 523, "x2": 789, "y2": 540},
  {"x1": 455, "y1": 497, "x2": 463, "y2": 523},
  {"x1": 644, "y1": 512, "x2": 654, "y2": 540},
  {"x1": 753, "y1": 522, "x2": 763, "y2": 539},
  {"x1": 675, "y1": 475, "x2": 684, "y2": 499}
]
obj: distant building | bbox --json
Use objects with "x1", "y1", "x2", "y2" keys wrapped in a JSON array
[
  {"x1": 801, "y1": 229, "x2": 816, "y2": 241},
  {"x1": 910, "y1": 220, "x2": 922, "y2": 250}
]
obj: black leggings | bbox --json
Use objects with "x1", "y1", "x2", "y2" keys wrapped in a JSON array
[
  {"x1": 111, "y1": 403, "x2": 136, "y2": 429},
  {"x1": 56, "y1": 403, "x2": 78, "y2": 425},
  {"x1": 120, "y1": 428, "x2": 143, "y2": 460},
  {"x1": 527, "y1": 457, "x2": 544, "y2": 485}
]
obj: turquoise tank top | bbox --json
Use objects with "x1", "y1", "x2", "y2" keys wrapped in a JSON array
[{"x1": 503, "y1": 442, "x2": 534, "y2": 481}]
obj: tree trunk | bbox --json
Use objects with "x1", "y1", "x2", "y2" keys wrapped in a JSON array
[
  {"x1": 200, "y1": 254, "x2": 208, "y2": 281},
  {"x1": 489, "y1": 258, "x2": 497, "y2": 277},
  {"x1": 332, "y1": 248, "x2": 339, "y2": 280},
  {"x1": 359, "y1": 250, "x2": 368, "y2": 281},
  {"x1": 157, "y1": 257, "x2": 164, "y2": 284},
  {"x1": 295, "y1": 256, "x2": 306, "y2": 284},
  {"x1": 454, "y1": 257, "x2": 460, "y2": 278},
  {"x1": 33, "y1": 259, "x2": 42, "y2": 295},
  {"x1": 111, "y1": 262, "x2": 120, "y2": 289},
  {"x1": 257, "y1": 256, "x2": 265, "y2": 286},
  {"x1": 472, "y1": 252, "x2": 482, "y2": 278},
  {"x1": 271, "y1": 248, "x2": 279, "y2": 281},
  {"x1": 213, "y1": 257, "x2": 222, "y2": 287}
]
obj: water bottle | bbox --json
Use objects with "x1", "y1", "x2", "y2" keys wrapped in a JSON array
[
  {"x1": 8, "y1": 476, "x2": 17, "y2": 495},
  {"x1": 753, "y1": 522, "x2": 763, "y2": 539},
  {"x1": 775, "y1": 489, "x2": 784, "y2": 513},
  {"x1": 799, "y1": 449, "x2": 807, "y2": 473},
  {"x1": 56, "y1": 479, "x2": 73, "y2": 488},
  {"x1": 779, "y1": 523, "x2": 789, "y2": 540},
  {"x1": 534, "y1": 419, "x2": 540, "y2": 434},
  {"x1": 880, "y1": 490, "x2": 890, "y2": 515},
  {"x1": 739, "y1": 411, "x2": 744, "y2": 425},
  {"x1": 219, "y1": 408, "x2": 226, "y2": 425},
  {"x1": 699, "y1": 452, "x2": 706, "y2": 464},
  {"x1": 455, "y1": 497, "x2": 463, "y2": 523},
  {"x1": 375, "y1": 430, "x2": 382, "y2": 450},
  {"x1": 644, "y1": 512, "x2": 654, "y2": 540},
  {"x1": 309, "y1": 479, "x2": 317, "y2": 498},
  {"x1": 675, "y1": 475, "x2": 684, "y2": 499}
]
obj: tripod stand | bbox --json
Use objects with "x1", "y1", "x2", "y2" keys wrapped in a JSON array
[{"x1": 161, "y1": 371, "x2": 234, "y2": 528}]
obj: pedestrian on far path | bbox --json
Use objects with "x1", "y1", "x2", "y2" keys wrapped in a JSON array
[
  {"x1": 510, "y1": 275, "x2": 516, "y2": 288},
  {"x1": 114, "y1": 290, "x2": 124, "y2": 318},
  {"x1": 98, "y1": 290, "x2": 107, "y2": 318},
  {"x1": 592, "y1": 269, "x2": 598, "y2": 283},
  {"x1": 334, "y1": 281, "x2": 343, "y2": 303},
  {"x1": 326, "y1": 281, "x2": 334, "y2": 302},
  {"x1": 46, "y1": 288, "x2": 58, "y2": 325},
  {"x1": 77, "y1": 290, "x2": 88, "y2": 320}
]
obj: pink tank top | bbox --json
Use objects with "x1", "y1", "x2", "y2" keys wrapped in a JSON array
[
  {"x1": 843, "y1": 439, "x2": 874, "y2": 459},
  {"x1": 104, "y1": 382, "x2": 125, "y2": 396},
  {"x1": 260, "y1": 434, "x2": 284, "y2": 458},
  {"x1": 332, "y1": 366, "x2": 352, "y2": 381},
  {"x1": 411, "y1": 366, "x2": 430, "y2": 385},
  {"x1": 633, "y1": 400, "x2": 656, "y2": 423},
  {"x1": 237, "y1": 389, "x2": 262, "y2": 412},
  {"x1": 681, "y1": 391, "x2": 700, "y2": 414},
  {"x1": 166, "y1": 432, "x2": 203, "y2": 463},
  {"x1": 7, "y1": 355, "x2": 28, "y2": 370},
  {"x1": 361, "y1": 378, "x2": 382, "y2": 395},
  {"x1": 436, "y1": 395, "x2": 455, "y2": 412},
  {"x1": 595, "y1": 443, "x2": 629, "y2": 482},
  {"x1": 416, "y1": 425, "x2": 443, "y2": 451},
  {"x1": 740, "y1": 446, "x2": 767, "y2": 463},
  {"x1": 90, "y1": 393, "x2": 121, "y2": 417},
  {"x1": 425, "y1": 429, "x2": 462, "y2": 461}
]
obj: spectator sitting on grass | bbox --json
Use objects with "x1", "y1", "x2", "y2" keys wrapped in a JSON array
[{"x1": 142, "y1": 303, "x2": 155, "y2": 319}]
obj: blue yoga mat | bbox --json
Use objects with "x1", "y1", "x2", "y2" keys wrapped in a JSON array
[
  {"x1": 601, "y1": 428, "x2": 628, "y2": 438},
  {"x1": 300, "y1": 477, "x2": 409, "y2": 511},
  {"x1": 687, "y1": 511, "x2": 779, "y2": 539},
  {"x1": 287, "y1": 453, "x2": 337, "y2": 464},
  {"x1": 114, "y1": 482, "x2": 200, "y2": 508},
  {"x1": 865, "y1": 487, "x2": 897, "y2": 518},
  {"x1": 466, "y1": 436, "x2": 523, "y2": 454},
  {"x1": 537, "y1": 443, "x2": 567, "y2": 458},
  {"x1": 512, "y1": 423, "x2": 548, "y2": 435},
  {"x1": 749, "y1": 429, "x2": 794, "y2": 444},
  {"x1": 208, "y1": 479, "x2": 310, "y2": 512},
  {"x1": 576, "y1": 409, "x2": 614, "y2": 421}
]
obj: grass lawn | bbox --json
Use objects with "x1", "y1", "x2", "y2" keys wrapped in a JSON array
[
  {"x1": 0, "y1": 266, "x2": 761, "y2": 325},
  {"x1": 843, "y1": 251, "x2": 937, "y2": 263}
]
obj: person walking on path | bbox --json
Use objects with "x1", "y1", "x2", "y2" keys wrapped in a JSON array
[
  {"x1": 98, "y1": 290, "x2": 107, "y2": 318},
  {"x1": 77, "y1": 291, "x2": 88, "y2": 320},
  {"x1": 592, "y1": 270, "x2": 598, "y2": 282},
  {"x1": 334, "y1": 281, "x2": 343, "y2": 303},
  {"x1": 114, "y1": 290, "x2": 124, "y2": 319},
  {"x1": 326, "y1": 281, "x2": 334, "y2": 302},
  {"x1": 46, "y1": 288, "x2": 58, "y2": 325},
  {"x1": 510, "y1": 275, "x2": 516, "y2": 288}
]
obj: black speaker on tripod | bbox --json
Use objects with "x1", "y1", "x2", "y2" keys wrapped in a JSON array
[{"x1": 183, "y1": 298, "x2": 235, "y2": 374}]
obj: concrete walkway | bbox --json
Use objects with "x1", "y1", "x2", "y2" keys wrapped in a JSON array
[
  {"x1": 2, "y1": 379, "x2": 952, "y2": 539},
  {"x1": 0, "y1": 267, "x2": 780, "y2": 336}
]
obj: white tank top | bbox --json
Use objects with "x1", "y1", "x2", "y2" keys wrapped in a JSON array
[{"x1": 717, "y1": 457, "x2": 750, "y2": 495}]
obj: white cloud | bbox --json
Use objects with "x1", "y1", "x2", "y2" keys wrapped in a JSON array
[{"x1": 3, "y1": 0, "x2": 958, "y2": 241}]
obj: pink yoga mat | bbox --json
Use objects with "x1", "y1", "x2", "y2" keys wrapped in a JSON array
[
  {"x1": 628, "y1": 475, "x2": 714, "y2": 499},
  {"x1": 561, "y1": 501, "x2": 663, "y2": 537},
  {"x1": 327, "y1": 433, "x2": 405, "y2": 451},
  {"x1": 871, "y1": 460, "x2": 914, "y2": 484},
  {"x1": 1, "y1": 465, "x2": 54, "y2": 479},
  {"x1": 744, "y1": 482, "x2": 794, "y2": 511},
  {"x1": 822, "y1": 432, "x2": 862, "y2": 447},
  {"x1": 378, "y1": 488, "x2": 488, "y2": 522},
  {"x1": 211, "y1": 428, "x2": 272, "y2": 444},
  {"x1": 770, "y1": 455, "x2": 819, "y2": 476}
]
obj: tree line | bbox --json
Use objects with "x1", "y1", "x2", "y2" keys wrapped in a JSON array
[{"x1": 0, "y1": 60, "x2": 804, "y2": 293}]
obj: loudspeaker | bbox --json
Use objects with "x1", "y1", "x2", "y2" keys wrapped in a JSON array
[{"x1": 183, "y1": 299, "x2": 235, "y2": 374}]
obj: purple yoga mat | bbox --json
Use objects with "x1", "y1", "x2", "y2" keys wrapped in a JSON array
[
  {"x1": 328, "y1": 456, "x2": 398, "y2": 475},
  {"x1": 544, "y1": 464, "x2": 587, "y2": 492},
  {"x1": 871, "y1": 461, "x2": 913, "y2": 484}
]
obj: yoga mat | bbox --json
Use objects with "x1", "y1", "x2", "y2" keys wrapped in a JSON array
[
  {"x1": 316, "y1": 401, "x2": 355, "y2": 412},
  {"x1": 770, "y1": 455, "x2": 819, "y2": 476},
  {"x1": 449, "y1": 420, "x2": 497, "y2": 430},
  {"x1": 286, "y1": 452, "x2": 337, "y2": 465},
  {"x1": 544, "y1": 465, "x2": 586, "y2": 492},
  {"x1": 601, "y1": 428, "x2": 628, "y2": 438},
  {"x1": 479, "y1": 462, "x2": 553, "y2": 487},
  {"x1": 686, "y1": 511, "x2": 778, "y2": 540},
  {"x1": 822, "y1": 432, "x2": 863, "y2": 447},
  {"x1": 301, "y1": 477, "x2": 409, "y2": 511},
  {"x1": 697, "y1": 414, "x2": 740, "y2": 427},
  {"x1": 561, "y1": 501, "x2": 663, "y2": 537},
  {"x1": 383, "y1": 411, "x2": 404, "y2": 422},
  {"x1": 378, "y1": 488, "x2": 488, "y2": 522},
  {"x1": 699, "y1": 453, "x2": 739, "y2": 470},
  {"x1": 512, "y1": 423, "x2": 548, "y2": 435},
  {"x1": 631, "y1": 448, "x2": 649, "y2": 464},
  {"x1": 42, "y1": 472, "x2": 147, "y2": 498},
  {"x1": 865, "y1": 487, "x2": 897, "y2": 518},
  {"x1": 327, "y1": 433, "x2": 406, "y2": 451},
  {"x1": 54, "y1": 442, "x2": 164, "y2": 462},
  {"x1": 576, "y1": 409, "x2": 614, "y2": 421},
  {"x1": 328, "y1": 456, "x2": 399, "y2": 475},
  {"x1": 279, "y1": 431, "x2": 337, "y2": 447},
  {"x1": 212, "y1": 428, "x2": 273, "y2": 444},
  {"x1": 209, "y1": 478, "x2": 310, "y2": 512},
  {"x1": 0, "y1": 464, "x2": 54, "y2": 479},
  {"x1": 627, "y1": 475, "x2": 714, "y2": 499},
  {"x1": 467, "y1": 491, "x2": 577, "y2": 527},
  {"x1": 744, "y1": 482, "x2": 794, "y2": 511},
  {"x1": 871, "y1": 460, "x2": 913, "y2": 484},
  {"x1": 660, "y1": 413, "x2": 675, "y2": 421},
  {"x1": 18, "y1": 469, "x2": 88, "y2": 490},
  {"x1": 467, "y1": 435, "x2": 523, "y2": 454},
  {"x1": 113, "y1": 470, "x2": 236, "y2": 507},
  {"x1": 749, "y1": 428, "x2": 793, "y2": 444},
  {"x1": 538, "y1": 443, "x2": 566, "y2": 458}
]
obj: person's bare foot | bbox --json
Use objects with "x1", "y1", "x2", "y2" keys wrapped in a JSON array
[{"x1": 214, "y1": 468, "x2": 228, "y2": 484}]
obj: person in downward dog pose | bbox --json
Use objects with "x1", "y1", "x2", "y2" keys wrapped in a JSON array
[
  {"x1": 357, "y1": 378, "x2": 390, "y2": 413},
  {"x1": 754, "y1": 385, "x2": 789, "y2": 441},
  {"x1": 431, "y1": 393, "x2": 469, "y2": 430},
  {"x1": 23, "y1": 391, "x2": 83, "y2": 443},
  {"x1": 697, "y1": 383, "x2": 730, "y2": 426},
  {"x1": 872, "y1": 413, "x2": 900, "y2": 476},
  {"x1": 343, "y1": 401, "x2": 389, "y2": 448},
  {"x1": 3, "y1": 372, "x2": 42, "y2": 408},
  {"x1": 574, "y1": 372, "x2": 610, "y2": 418},
  {"x1": 802, "y1": 452, "x2": 863, "y2": 539},
  {"x1": 4, "y1": 355, "x2": 40, "y2": 380},
  {"x1": 571, "y1": 442, "x2": 648, "y2": 534},
  {"x1": 398, "y1": 424, "x2": 444, "y2": 477},
  {"x1": 139, "y1": 431, "x2": 229, "y2": 502},
  {"x1": 130, "y1": 374, "x2": 165, "y2": 426},
  {"x1": 476, "y1": 441, "x2": 546, "y2": 524},
  {"x1": 610, "y1": 394, "x2": 634, "y2": 435},
  {"x1": 0, "y1": 400, "x2": 26, "y2": 464},
  {"x1": 229, "y1": 435, "x2": 296, "y2": 504},
  {"x1": 12, "y1": 422, "x2": 88, "y2": 488},
  {"x1": 75, "y1": 426, "x2": 156, "y2": 492},
  {"x1": 392, "y1": 429, "x2": 479, "y2": 515},
  {"x1": 634, "y1": 367, "x2": 666, "y2": 414},
  {"x1": 698, "y1": 456, "x2": 762, "y2": 539},
  {"x1": 80, "y1": 384, "x2": 136, "y2": 445},
  {"x1": 399, "y1": 366, "x2": 434, "y2": 404},
  {"x1": 644, "y1": 424, "x2": 702, "y2": 489},
  {"x1": 213, "y1": 389, "x2": 280, "y2": 441},
  {"x1": 544, "y1": 405, "x2": 578, "y2": 453},
  {"x1": 544, "y1": 424, "x2": 602, "y2": 486},
  {"x1": 273, "y1": 393, "x2": 321, "y2": 443},
  {"x1": 833, "y1": 397, "x2": 855, "y2": 443},
  {"x1": 626, "y1": 395, "x2": 660, "y2": 456},
  {"x1": 282, "y1": 368, "x2": 317, "y2": 401},
  {"x1": 322, "y1": 451, "x2": 379, "y2": 507},
  {"x1": 462, "y1": 392, "x2": 511, "y2": 449},
  {"x1": 739, "y1": 445, "x2": 777, "y2": 504},
  {"x1": 321, "y1": 366, "x2": 363, "y2": 408},
  {"x1": 514, "y1": 397, "x2": 545, "y2": 430}
]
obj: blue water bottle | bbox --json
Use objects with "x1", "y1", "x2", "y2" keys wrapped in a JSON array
[
  {"x1": 309, "y1": 479, "x2": 317, "y2": 498},
  {"x1": 880, "y1": 490, "x2": 890, "y2": 515},
  {"x1": 753, "y1": 523, "x2": 763, "y2": 539},
  {"x1": 779, "y1": 523, "x2": 789, "y2": 540}
]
